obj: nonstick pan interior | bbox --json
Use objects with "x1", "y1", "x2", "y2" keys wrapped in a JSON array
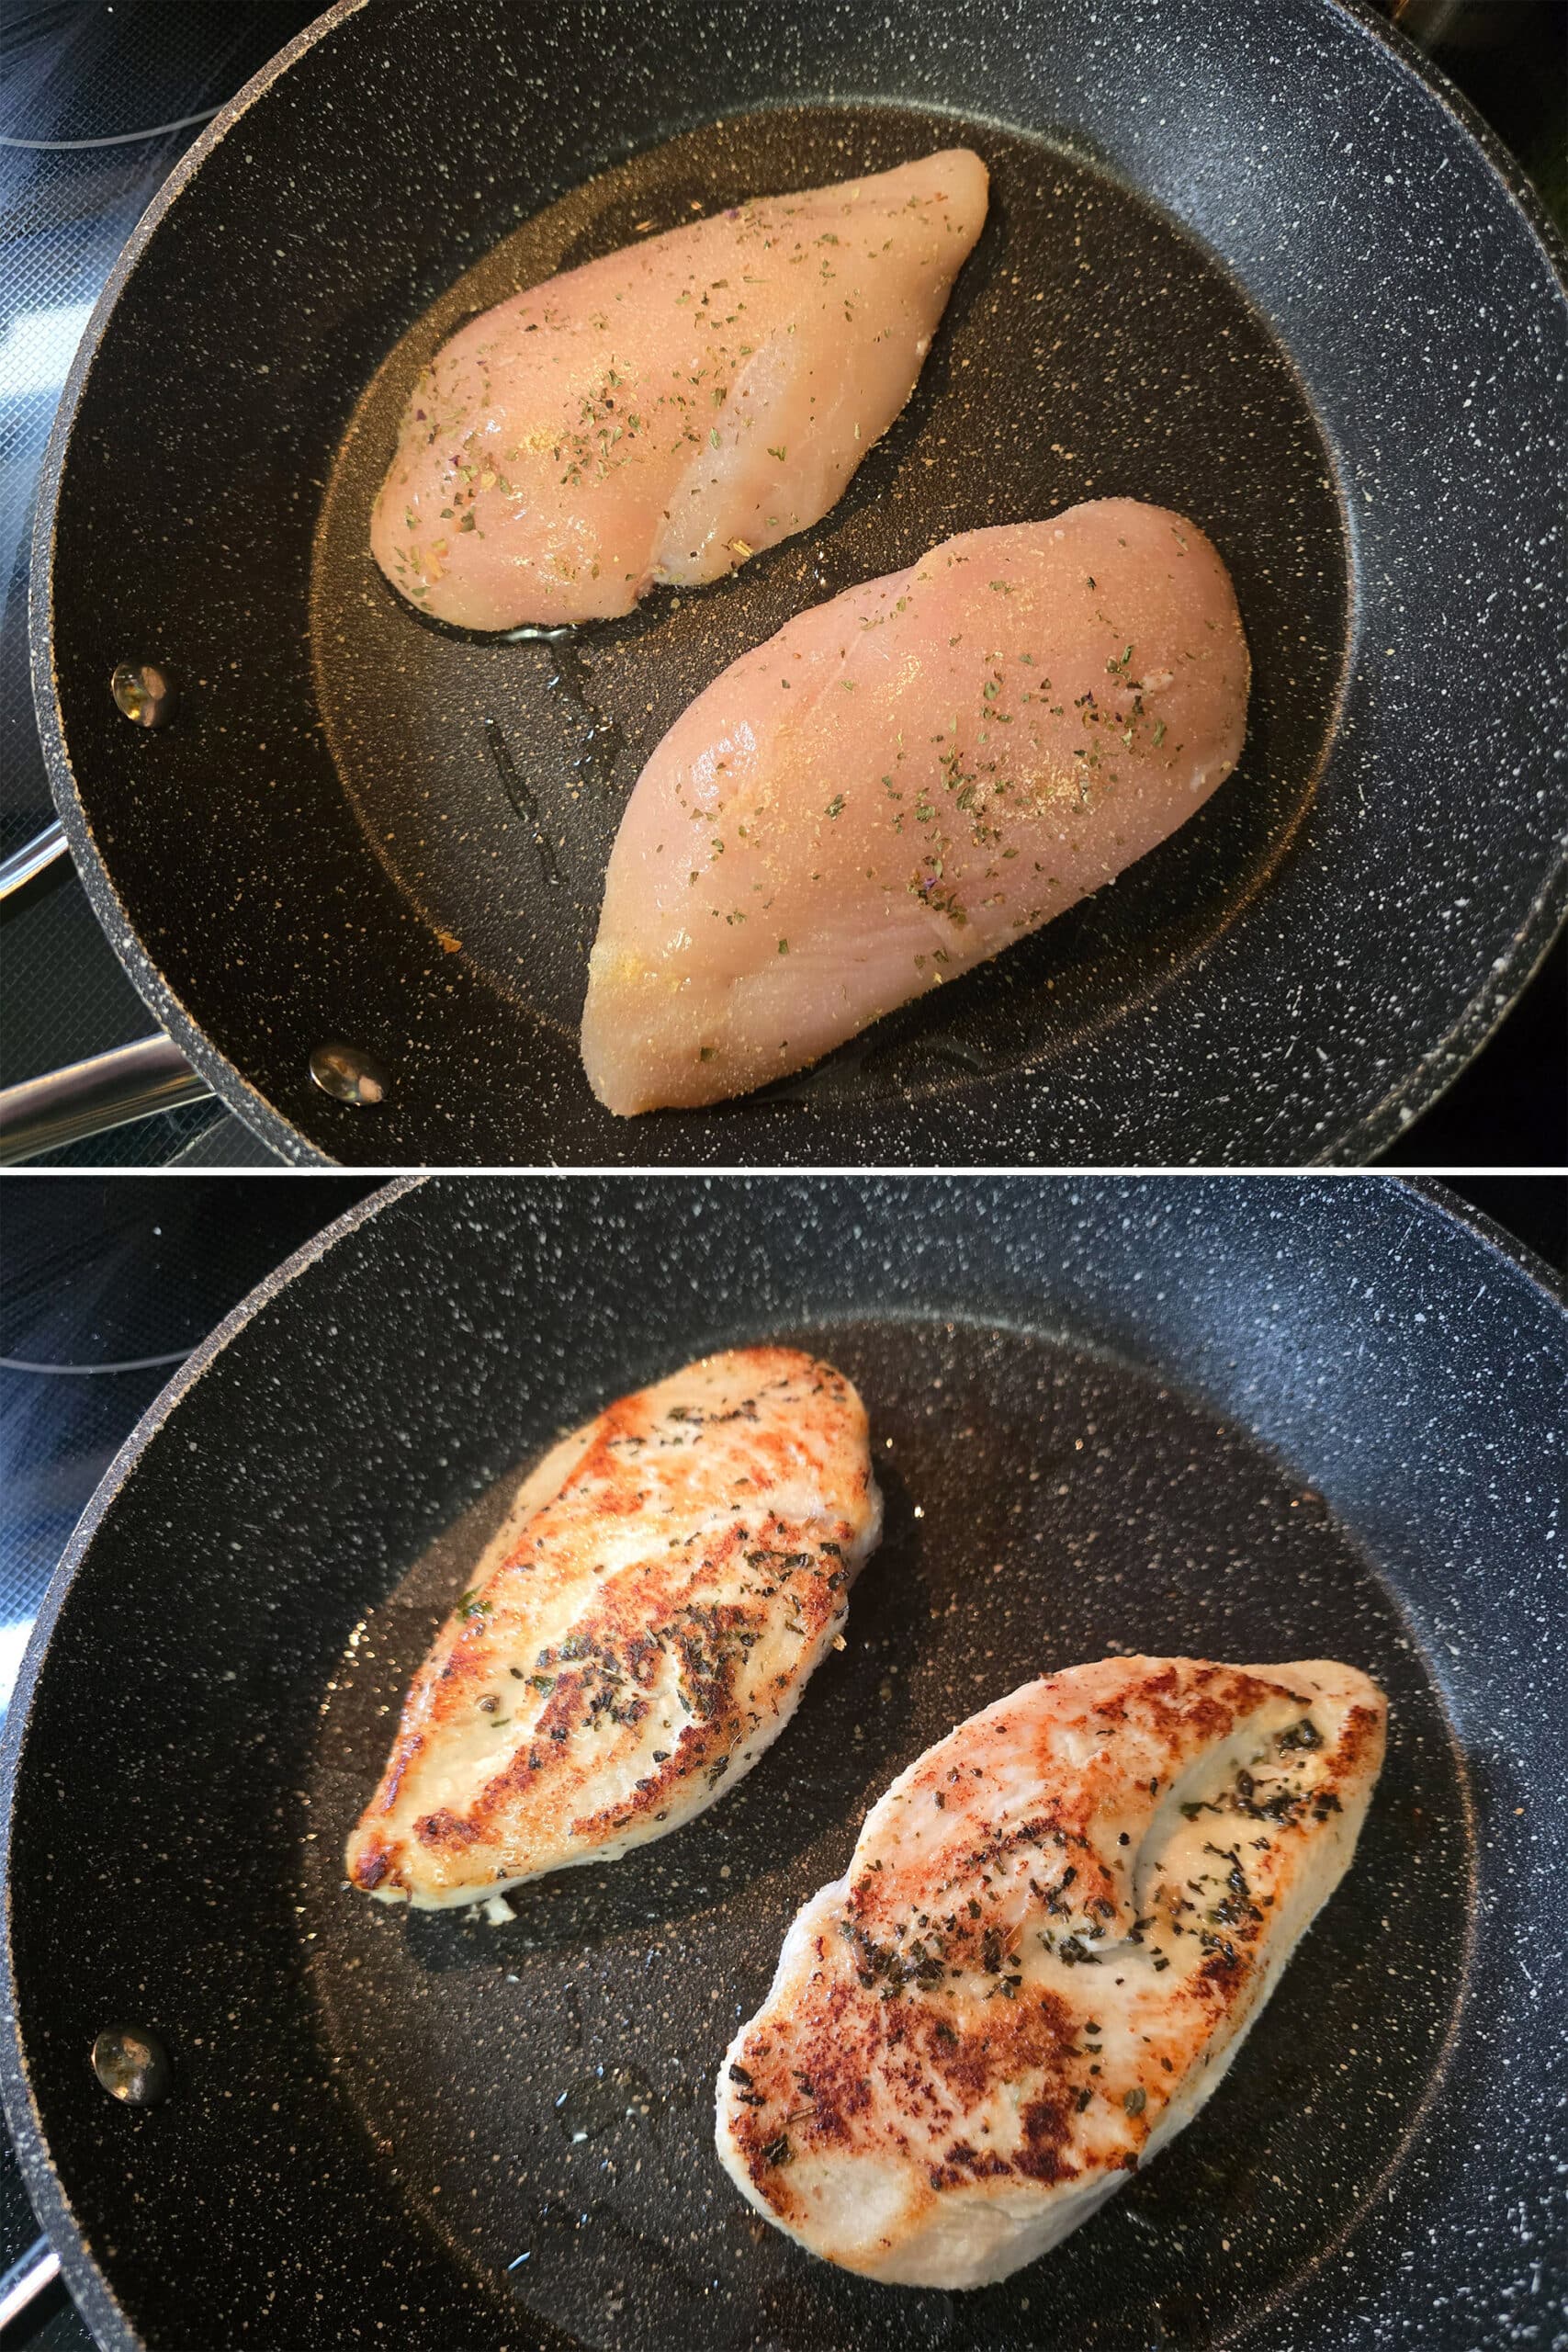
[
  {"x1": 2, "y1": 1178, "x2": 1563, "y2": 2351},
  {"x1": 33, "y1": 0, "x2": 1568, "y2": 1164},
  {"x1": 305, "y1": 1318, "x2": 1458, "y2": 2352}
]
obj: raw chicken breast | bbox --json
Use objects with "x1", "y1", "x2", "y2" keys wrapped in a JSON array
[
  {"x1": 347, "y1": 1348, "x2": 881, "y2": 1907},
  {"x1": 370, "y1": 152, "x2": 987, "y2": 629},
  {"x1": 716, "y1": 1654, "x2": 1385, "y2": 2288},
  {"x1": 581, "y1": 499, "x2": 1249, "y2": 1114}
]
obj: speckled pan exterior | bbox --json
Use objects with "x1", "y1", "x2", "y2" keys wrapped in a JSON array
[
  {"x1": 29, "y1": 0, "x2": 1568, "y2": 1166},
  {"x1": 0, "y1": 1177, "x2": 1562, "y2": 2350}
]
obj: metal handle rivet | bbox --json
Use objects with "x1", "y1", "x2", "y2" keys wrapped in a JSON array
[
  {"x1": 91, "y1": 2026, "x2": 171, "y2": 2107},
  {"x1": 309, "y1": 1043, "x2": 390, "y2": 1106},
  {"x1": 109, "y1": 662, "x2": 177, "y2": 728}
]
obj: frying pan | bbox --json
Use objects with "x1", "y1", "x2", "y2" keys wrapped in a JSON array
[
  {"x1": 1, "y1": 1174, "x2": 1563, "y2": 2350},
  {"x1": 20, "y1": 0, "x2": 1568, "y2": 1167}
]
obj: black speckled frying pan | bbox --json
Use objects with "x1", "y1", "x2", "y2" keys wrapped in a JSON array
[
  {"x1": 1, "y1": 1175, "x2": 1564, "y2": 2350},
  {"x1": 29, "y1": 0, "x2": 1568, "y2": 1165}
]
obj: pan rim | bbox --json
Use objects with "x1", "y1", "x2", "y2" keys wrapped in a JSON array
[
  {"x1": 0, "y1": 1171, "x2": 1562, "y2": 2349},
  {"x1": 26, "y1": 0, "x2": 368, "y2": 1169},
  {"x1": 0, "y1": 1166, "x2": 411, "y2": 2350},
  {"x1": 28, "y1": 0, "x2": 1568, "y2": 1168}
]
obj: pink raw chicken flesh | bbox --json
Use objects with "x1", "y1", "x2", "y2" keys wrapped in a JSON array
[
  {"x1": 581, "y1": 498, "x2": 1251, "y2": 1115},
  {"x1": 370, "y1": 151, "x2": 988, "y2": 628}
]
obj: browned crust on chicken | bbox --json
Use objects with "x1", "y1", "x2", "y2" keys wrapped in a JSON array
[
  {"x1": 348, "y1": 1346, "x2": 880, "y2": 1905},
  {"x1": 717, "y1": 1655, "x2": 1386, "y2": 2284}
]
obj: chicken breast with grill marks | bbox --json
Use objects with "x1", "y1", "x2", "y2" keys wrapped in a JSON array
[
  {"x1": 716, "y1": 1654, "x2": 1386, "y2": 2287},
  {"x1": 347, "y1": 1347, "x2": 881, "y2": 1907},
  {"x1": 370, "y1": 151, "x2": 987, "y2": 630}
]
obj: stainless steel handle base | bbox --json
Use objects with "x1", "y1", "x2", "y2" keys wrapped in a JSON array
[
  {"x1": 0, "y1": 1035, "x2": 212, "y2": 1163},
  {"x1": 0, "y1": 2237, "x2": 61, "y2": 2332},
  {"x1": 0, "y1": 820, "x2": 68, "y2": 901}
]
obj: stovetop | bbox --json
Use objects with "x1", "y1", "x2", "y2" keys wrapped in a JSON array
[
  {"x1": 0, "y1": 1172, "x2": 1562, "y2": 2347},
  {"x1": 0, "y1": 2, "x2": 322, "y2": 1168},
  {"x1": 0, "y1": 0, "x2": 1564, "y2": 1169},
  {"x1": 0, "y1": 1174, "x2": 380, "y2": 2346}
]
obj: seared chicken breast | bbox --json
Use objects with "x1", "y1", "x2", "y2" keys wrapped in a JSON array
[
  {"x1": 348, "y1": 1348, "x2": 881, "y2": 1907},
  {"x1": 716, "y1": 1654, "x2": 1386, "y2": 2287}
]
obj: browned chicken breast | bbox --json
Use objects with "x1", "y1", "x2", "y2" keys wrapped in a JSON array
[
  {"x1": 347, "y1": 1347, "x2": 881, "y2": 1907},
  {"x1": 716, "y1": 1654, "x2": 1386, "y2": 2286}
]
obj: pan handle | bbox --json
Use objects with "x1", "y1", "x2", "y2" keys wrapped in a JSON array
[
  {"x1": 0, "y1": 2238, "x2": 61, "y2": 2333},
  {"x1": 0, "y1": 820, "x2": 69, "y2": 901},
  {"x1": 0, "y1": 1035, "x2": 212, "y2": 1163}
]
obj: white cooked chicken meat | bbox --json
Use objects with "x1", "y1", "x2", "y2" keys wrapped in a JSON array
[
  {"x1": 716, "y1": 1653, "x2": 1386, "y2": 2287},
  {"x1": 347, "y1": 1347, "x2": 881, "y2": 1907}
]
